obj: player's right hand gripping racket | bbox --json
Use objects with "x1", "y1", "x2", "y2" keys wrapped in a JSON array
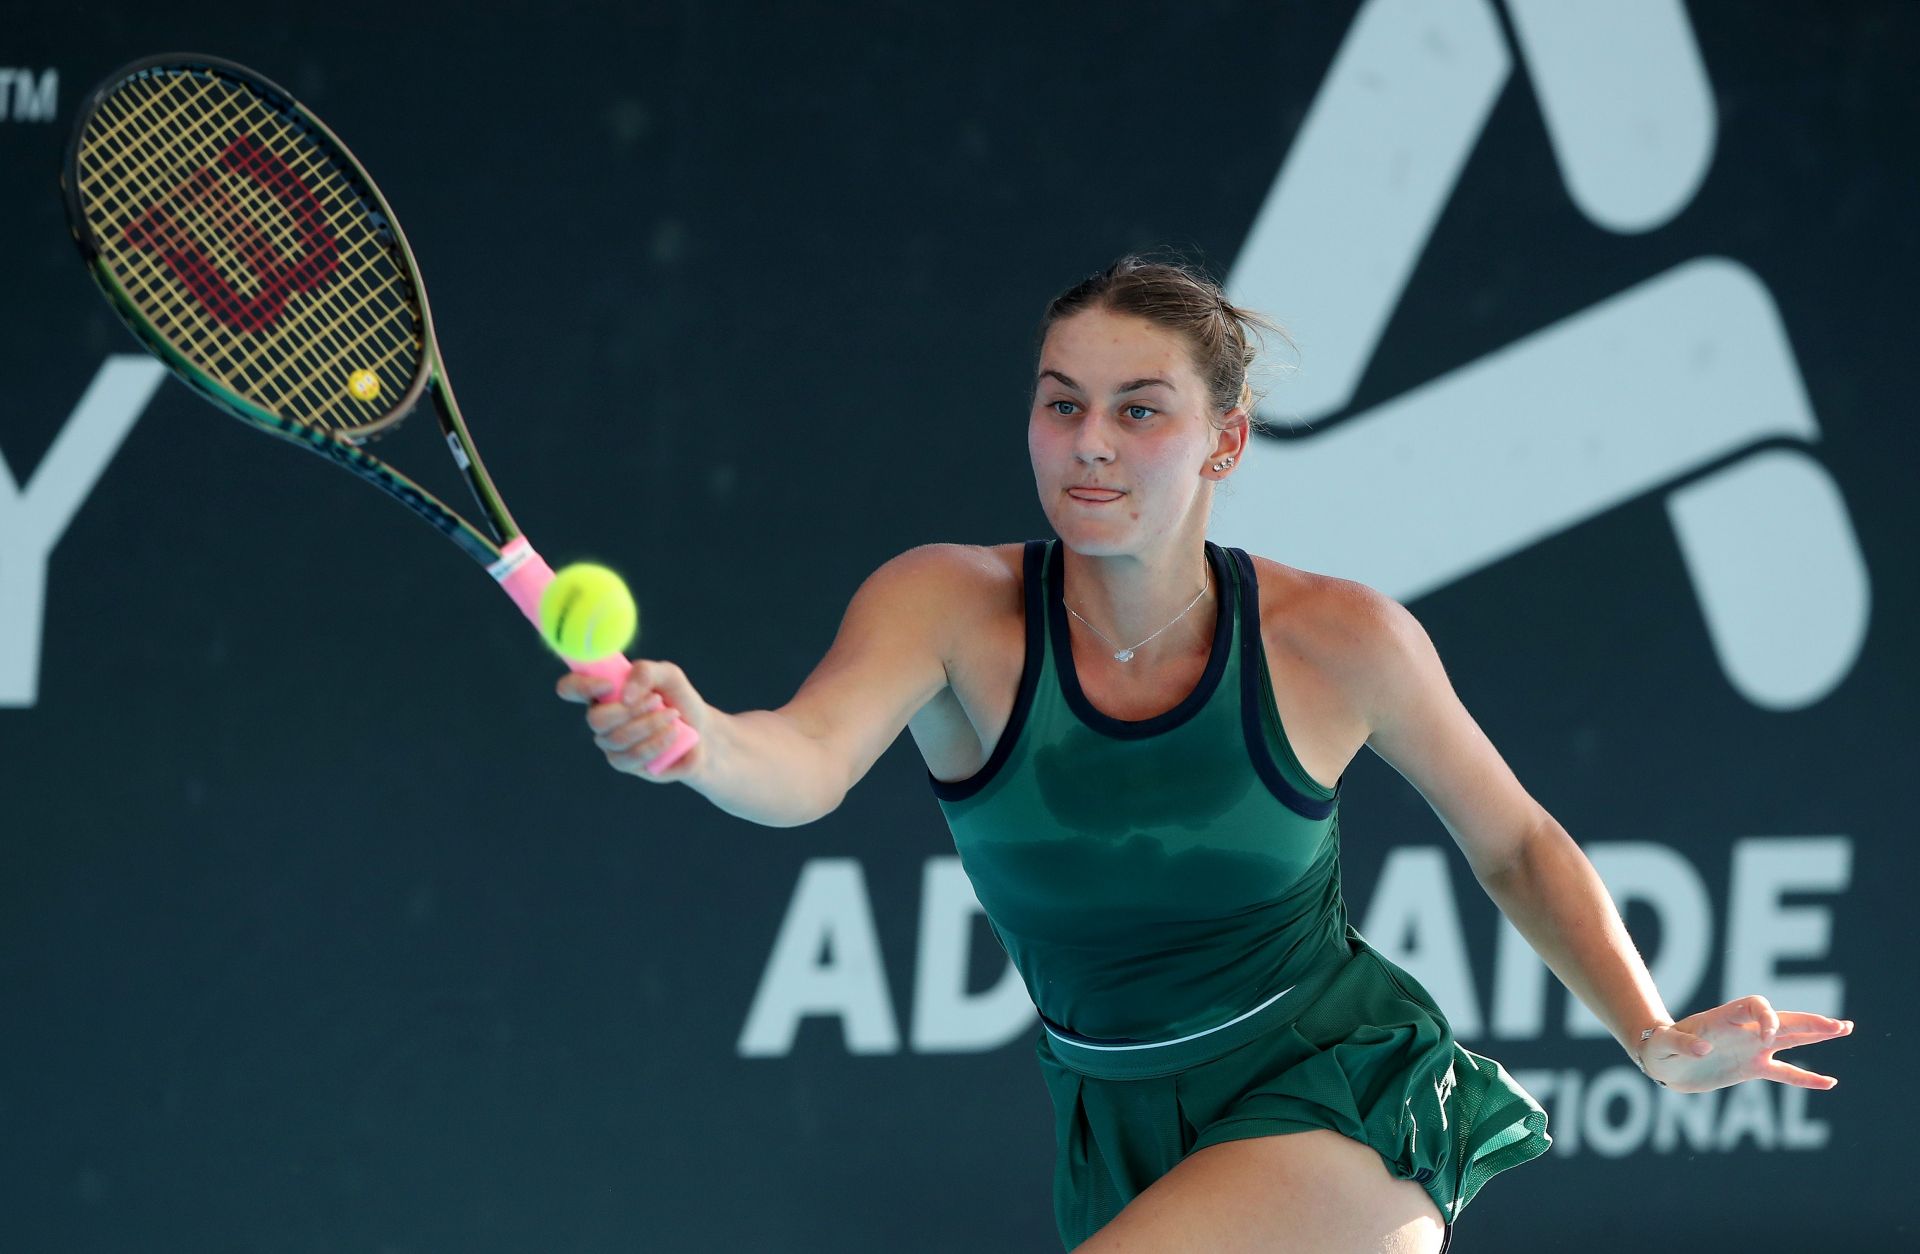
[{"x1": 60, "y1": 54, "x2": 697, "y2": 775}]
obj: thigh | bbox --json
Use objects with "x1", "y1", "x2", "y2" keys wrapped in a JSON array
[{"x1": 1071, "y1": 1128, "x2": 1446, "y2": 1254}]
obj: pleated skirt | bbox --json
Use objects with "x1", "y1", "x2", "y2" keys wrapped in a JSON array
[{"x1": 1036, "y1": 927, "x2": 1551, "y2": 1250}]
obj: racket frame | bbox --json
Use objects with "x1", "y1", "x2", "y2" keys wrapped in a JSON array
[
  {"x1": 59, "y1": 53, "x2": 701, "y2": 775},
  {"x1": 60, "y1": 53, "x2": 520, "y2": 570}
]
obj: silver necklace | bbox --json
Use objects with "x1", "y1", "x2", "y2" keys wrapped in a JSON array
[{"x1": 1066, "y1": 565, "x2": 1211, "y2": 663}]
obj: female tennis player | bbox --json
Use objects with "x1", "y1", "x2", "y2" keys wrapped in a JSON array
[{"x1": 557, "y1": 256, "x2": 1853, "y2": 1253}]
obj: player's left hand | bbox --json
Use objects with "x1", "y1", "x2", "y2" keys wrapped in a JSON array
[{"x1": 1641, "y1": 994, "x2": 1853, "y2": 1093}]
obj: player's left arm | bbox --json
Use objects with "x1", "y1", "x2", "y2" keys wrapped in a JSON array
[
  {"x1": 1334, "y1": 584, "x2": 1675, "y2": 1059},
  {"x1": 1340, "y1": 584, "x2": 1853, "y2": 1092}
]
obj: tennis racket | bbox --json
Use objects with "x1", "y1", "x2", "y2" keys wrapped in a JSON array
[{"x1": 59, "y1": 53, "x2": 697, "y2": 776}]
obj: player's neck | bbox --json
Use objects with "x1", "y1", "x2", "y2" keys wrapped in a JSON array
[{"x1": 1060, "y1": 542, "x2": 1216, "y2": 663}]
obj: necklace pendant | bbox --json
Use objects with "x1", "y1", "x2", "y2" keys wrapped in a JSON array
[{"x1": 1113, "y1": 649, "x2": 1134, "y2": 663}]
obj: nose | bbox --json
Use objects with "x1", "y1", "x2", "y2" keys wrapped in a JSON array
[{"x1": 1072, "y1": 411, "x2": 1117, "y2": 463}]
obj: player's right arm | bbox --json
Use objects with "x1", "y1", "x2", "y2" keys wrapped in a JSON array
[{"x1": 556, "y1": 543, "x2": 971, "y2": 827}]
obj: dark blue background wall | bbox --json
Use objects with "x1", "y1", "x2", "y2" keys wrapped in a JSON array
[{"x1": 2, "y1": 2, "x2": 1912, "y2": 1249}]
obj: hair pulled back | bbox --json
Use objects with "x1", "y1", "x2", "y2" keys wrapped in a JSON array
[{"x1": 1039, "y1": 252, "x2": 1288, "y2": 433}]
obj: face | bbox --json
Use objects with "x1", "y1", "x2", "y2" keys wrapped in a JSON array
[{"x1": 1028, "y1": 307, "x2": 1235, "y2": 556}]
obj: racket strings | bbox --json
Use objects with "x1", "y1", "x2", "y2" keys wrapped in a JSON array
[
  {"x1": 100, "y1": 90, "x2": 372, "y2": 403},
  {"x1": 85, "y1": 81, "x2": 346, "y2": 381},
  {"x1": 89, "y1": 73, "x2": 418, "y2": 428},
  {"x1": 77, "y1": 67, "x2": 424, "y2": 435},
  {"x1": 88, "y1": 73, "x2": 417, "y2": 421},
  {"x1": 84, "y1": 78, "x2": 413, "y2": 429},
  {"x1": 212, "y1": 113, "x2": 415, "y2": 415}
]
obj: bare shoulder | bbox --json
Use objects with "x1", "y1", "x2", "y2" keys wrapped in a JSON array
[
  {"x1": 780, "y1": 541, "x2": 1022, "y2": 788},
  {"x1": 873, "y1": 540, "x2": 1019, "y2": 578},
  {"x1": 1243, "y1": 552, "x2": 1386, "y2": 638},
  {"x1": 862, "y1": 540, "x2": 1022, "y2": 651},
  {"x1": 1243, "y1": 553, "x2": 1418, "y2": 683},
  {"x1": 869, "y1": 541, "x2": 1019, "y2": 601}
]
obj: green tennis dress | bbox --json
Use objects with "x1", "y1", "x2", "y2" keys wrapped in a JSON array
[{"x1": 928, "y1": 539, "x2": 1550, "y2": 1251}]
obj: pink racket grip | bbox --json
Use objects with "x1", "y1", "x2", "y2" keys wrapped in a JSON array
[{"x1": 488, "y1": 537, "x2": 700, "y2": 776}]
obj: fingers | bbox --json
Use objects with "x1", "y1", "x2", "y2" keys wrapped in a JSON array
[
  {"x1": 601, "y1": 712, "x2": 694, "y2": 778},
  {"x1": 1659, "y1": 1029, "x2": 1712, "y2": 1060},
  {"x1": 1770, "y1": 1014, "x2": 1855, "y2": 1049},
  {"x1": 593, "y1": 698, "x2": 672, "y2": 750},
  {"x1": 1762, "y1": 1058, "x2": 1838, "y2": 1089},
  {"x1": 577, "y1": 681, "x2": 679, "y2": 776},
  {"x1": 558, "y1": 669, "x2": 669, "y2": 723},
  {"x1": 622, "y1": 656, "x2": 691, "y2": 702},
  {"x1": 1728, "y1": 1001, "x2": 1854, "y2": 1046},
  {"x1": 585, "y1": 689, "x2": 660, "y2": 733},
  {"x1": 555, "y1": 673, "x2": 617, "y2": 704},
  {"x1": 557, "y1": 657, "x2": 702, "y2": 781},
  {"x1": 1738, "y1": 993, "x2": 1780, "y2": 1038}
]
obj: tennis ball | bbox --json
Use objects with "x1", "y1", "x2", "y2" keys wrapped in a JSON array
[
  {"x1": 539, "y1": 563, "x2": 638, "y2": 663},
  {"x1": 348, "y1": 369, "x2": 381, "y2": 401}
]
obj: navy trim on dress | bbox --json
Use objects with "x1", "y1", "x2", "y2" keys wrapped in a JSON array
[
  {"x1": 1048, "y1": 538, "x2": 1235, "y2": 740},
  {"x1": 1228, "y1": 547, "x2": 1340, "y2": 821},
  {"x1": 926, "y1": 541, "x2": 1047, "y2": 802}
]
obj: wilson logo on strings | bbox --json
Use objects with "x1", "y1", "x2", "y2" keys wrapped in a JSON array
[{"x1": 121, "y1": 133, "x2": 341, "y2": 334}]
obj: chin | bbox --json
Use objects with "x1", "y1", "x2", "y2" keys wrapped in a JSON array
[
  {"x1": 1047, "y1": 514, "x2": 1135, "y2": 556},
  {"x1": 1062, "y1": 537, "x2": 1128, "y2": 557}
]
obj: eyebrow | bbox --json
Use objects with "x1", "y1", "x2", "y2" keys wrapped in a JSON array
[{"x1": 1039, "y1": 369, "x2": 1177, "y2": 395}]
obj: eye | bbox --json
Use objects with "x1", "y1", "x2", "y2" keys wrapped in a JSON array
[
  {"x1": 1124, "y1": 404, "x2": 1157, "y2": 421},
  {"x1": 1048, "y1": 399, "x2": 1079, "y2": 416}
]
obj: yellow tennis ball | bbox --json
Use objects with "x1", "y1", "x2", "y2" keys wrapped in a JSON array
[
  {"x1": 539, "y1": 563, "x2": 638, "y2": 662},
  {"x1": 348, "y1": 369, "x2": 381, "y2": 401}
]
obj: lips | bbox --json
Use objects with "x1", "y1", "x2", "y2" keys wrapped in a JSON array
[{"x1": 1067, "y1": 487, "x2": 1125, "y2": 501}]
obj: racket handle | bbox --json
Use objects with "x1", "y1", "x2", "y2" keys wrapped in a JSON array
[{"x1": 488, "y1": 537, "x2": 700, "y2": 776}]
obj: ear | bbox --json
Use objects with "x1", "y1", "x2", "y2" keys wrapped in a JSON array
[{"x1": 1211, "y1": 408, "x2": 1251, "y2": 464}]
